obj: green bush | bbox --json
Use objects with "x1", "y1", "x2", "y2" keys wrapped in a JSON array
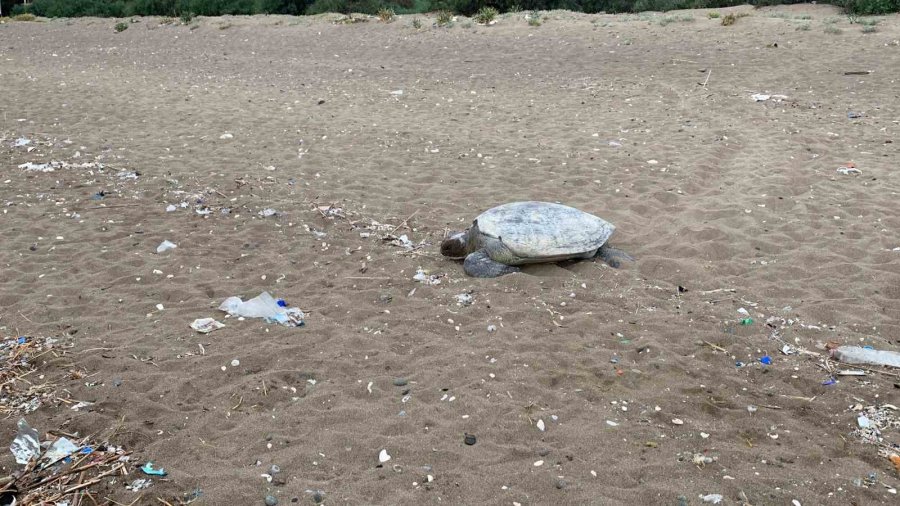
[
  {"x1": 5, "y1": 0, "x2": 898, "y2": 18},
  {"x1": 114, "y1": 21, "x2": 129, "y2": 30},
  {"x1": 474, "y1": 5, "x2": 497, "y2": 22}
]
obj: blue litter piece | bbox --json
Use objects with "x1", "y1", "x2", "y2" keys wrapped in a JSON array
[
  {"x1": 276, "y1": 299, "x2": 287, "y2": 307},
  {"x1": 862, "y1": 345, "x2": 874, "y2": 350},
  {"x1": 735, "y1": 361, "x2": 745, "y2": 367},
  {"x1": 822, "y1": 378, "x2": 837, "y2": 386},
  {"x1": 80, "y1": 447, "x2": 93, "y2": 454},
  {"x1": 142, "y1": 462, "x2": 168, "y2": 476},
  {"x1": 759, "y1": 356, "x2": 772, "y2": 365},
  {"x1": 17, "y1": 337, "x2": 26, "y2": 344}
]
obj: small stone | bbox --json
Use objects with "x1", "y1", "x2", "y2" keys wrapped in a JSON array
[
  {"x1": 555, "y1": 479, "x2": 567, "y2": 489},
  {"x1": 112, "y1": 378, "x2": 123, "y2": 387},
  {"x1": 672, "y1": 418, "x2": 684, "y2": 425},
  {"x1": 264, "y1": 495, "x2": 278, "y2": 506},
  {"x1": 536, "y1": 419, "x2": 545, "y2": 432},
  {"x1": 269, "y1": 464, "x2": 281, "y2": 475},
  {"x1": 464, "y1": 433, "x2": 476, "y2": 445},
  {"x1": 487, "y1": 324, "x2": 497, "y2": 332},
  {"x1": 537, "y1": 448, "x2": 550, "y2": 457},
  {"x1": 312, "y1": 491, "x2": 324, "y2": 503},
  {"x1": 393, "y1": 378, "x2": 409, "y2": 387},
  {"x1": 378, "y1": 449, "x2": 391, "y2": 463}
]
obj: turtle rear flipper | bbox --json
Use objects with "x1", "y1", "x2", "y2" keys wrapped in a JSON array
[
  {"x1": 597, "y1": 245, "x2": 634, "y2": 268},
  {"x1": 464, "y1": 250, "x2": 520, "y2": 278}
]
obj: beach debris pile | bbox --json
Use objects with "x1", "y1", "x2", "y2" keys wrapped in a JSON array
[
  {"x1": 0, "y1": 336, "x2": 61, "y2": 416},
  {"x1": 3, "y1": 418, "x2": 132, "y2": 504}
]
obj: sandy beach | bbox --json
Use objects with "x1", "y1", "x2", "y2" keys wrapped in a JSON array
[{"x1": 1, "y1": 5, "x2": 899, "y2": 504}]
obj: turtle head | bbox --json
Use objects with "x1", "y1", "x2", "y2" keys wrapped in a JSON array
[{"x1": 441, "y1": 230, "x2": 470, "y2": 259}]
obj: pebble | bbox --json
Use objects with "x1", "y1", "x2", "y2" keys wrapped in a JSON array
[
  {"x1": 555, "y1": 479, "x2": 567, "y2": 489},
  {"x1": 487, "y1": 325, "x2": 497, "y2": 332},
  {"x1": 393, "y1": 378, "x2": 409, "y2": 387},
  {"x1": 268, "y1": 464, "x2": 281, "y2": 475},
  {"x1": 672, "y1": 418, "x2": 684, "y2": 425},
  {"x1": 312, "y1": 491, "x2": 324, "y2": 503},
  {"x1": 378, "y1": 449, "x2": 391, "y2": 463},
  {"x1": 264, "y1": 495, "x2": 278, "y2": 506},
  {"x1": 464, "y1": 433, "x2": 477, "y2": 445}
]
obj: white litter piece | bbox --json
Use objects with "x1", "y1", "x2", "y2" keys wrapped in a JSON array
[
  {"x1": 190, "y1": 318, "x2": 225, "y2": 333},
  {"x1": 413, "y1": 269, "x2": 441, "y2": 285},
  {"x1": 837, "y1": 166, "x2": 862, "y2": 175},
  {"x1": 700, "y1": 493, "x2": 723, "y2": 504},
  {"x1": 219, "y1": 133, "x2": 234, "y2": 139},
  {"x1": 378, "y1": 449, "x2": 391, "y2": 463},
  {"x1": 751, "y1": 94, "x2": 771, "y2": 102},
  {"x1": 390, "y1": 90, "x2": 404, "y2": 95},
  {"x1": 454, "y1": 293, "x2": 474, "y2": 306},
  {"x1": 165, "y1": 204, "x2": 178, "y2": 212},
  {"x1": 14, "y1": 137, "x2": 32, "y2": 147},
  {"x1": 259, "y1": 208, "x2": 278, "y2": 217},
  {"x1": 536, "y1": 419, "x2": 545, "y2": 432},
  {"x1": 18, "y1": 162, "x2": 53, "y2": 172},
  {"x1": 156, "y1": 240, "x2": 177, "y2": 253}
]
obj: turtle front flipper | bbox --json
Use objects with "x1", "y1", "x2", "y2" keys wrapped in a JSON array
[
  {"x1": 597, "y1": 244, "x2": 634, "y2": 268},
  {"x1": 464, "y1": 250, "x2": 520, "y2": 278}
]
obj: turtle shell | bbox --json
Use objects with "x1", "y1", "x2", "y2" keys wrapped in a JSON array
[{"x1": 474, "y1": 201, "x2": 615, "y2": 260}]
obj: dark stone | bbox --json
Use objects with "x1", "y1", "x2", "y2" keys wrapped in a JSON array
[{"x1": 464, "y1": 433, "x2": 476, "y2": 446}]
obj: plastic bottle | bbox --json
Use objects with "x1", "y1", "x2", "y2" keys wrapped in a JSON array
[{"x1": 832, "y1": 346, "x2": 900, "y2": 368}]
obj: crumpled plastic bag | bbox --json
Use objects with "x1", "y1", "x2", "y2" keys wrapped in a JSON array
[
  {"x1": 10, "y1": 418, "x2": 40, "y2": 465},
  {"x1": 42, "y1": 437, "x2": 79, "y2": 466},
  {"x1": 218, "y1": 292, "x2": 304, "y2": 327}
]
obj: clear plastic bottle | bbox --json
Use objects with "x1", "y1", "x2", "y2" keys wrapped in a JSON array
[{"x1": 833, "y1": 346, "x2": 900, "y2": 368}]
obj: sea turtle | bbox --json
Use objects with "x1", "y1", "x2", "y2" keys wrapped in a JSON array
[{"x1": 440, "y1": 201, "x2": 633, "y2": 278}]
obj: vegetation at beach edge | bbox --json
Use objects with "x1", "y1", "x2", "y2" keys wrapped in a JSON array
[{"x1": 3, "y1": 0, "x2": 896, "y2": 20}]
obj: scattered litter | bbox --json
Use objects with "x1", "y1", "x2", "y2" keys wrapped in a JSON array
[
  {"x1": 737, "y1": 307, "x2": 750, "y2": 316},
  {"x1": 837, "y1": 370, "x2": 866, "y2": 376},
  {"x1": 127, "y1": 478, "x2": 152, "y2": 492},
  {"x1": 837, "y1": 166, "x2": 862, "y2": 175},
  {"x1": 10, "y1": 418, "x2": 40, "y2": 464},
  {"x1": 219, "y1": 133, "x2": 234, "y2": 139},
  {"x1": 141, "y1": 462, "x2": 168, "y2": 476},
  {"x1": 259, "y1": 208, "x2": 278, "y2": 218},
  {"x1": 378, "y1": 449, "x2": 391, "y2": 463},
  {"x1": 190, "y1": 318, "x2": 225, "y2": 333},
  {"x1": 156, "y1": 240, "x2": 177, "y2": 253},
  {"x1": 70, "y1": 401, "x2": 93, "y2": 411},
  {"x1": 847, "y1": 111, "x2": 863, "y2": 119},
  {"x1": 413, "y1": 269, "x2": 442, "y2": 285},
  {"x1": 14, "y1": 137, "x2": 32, "y2": 147},
  {"x1": 832, "y1": 346, "x2": 900, "y2": 368},
  {"x1": 700, "y1": 494, "x2": 723, "y2": 504},
  {"x1": 1, "y1": 336, "x2": 60, "y2": 415},
  {"x1": 759, "y1": 355, "x2": 773, "y2": 365},
  {"x1": 390, "y1": 90, "x2": 404, "y2": 95},
  {"x1": 166, "y1": 204, "x2": 178, "y2": 212},
  {"x1": 219, "y1": 292, "x2": 305, "y2": 327},
  {"x1": 536, "y1": 419, "x2": 546, "y2": 432}
]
